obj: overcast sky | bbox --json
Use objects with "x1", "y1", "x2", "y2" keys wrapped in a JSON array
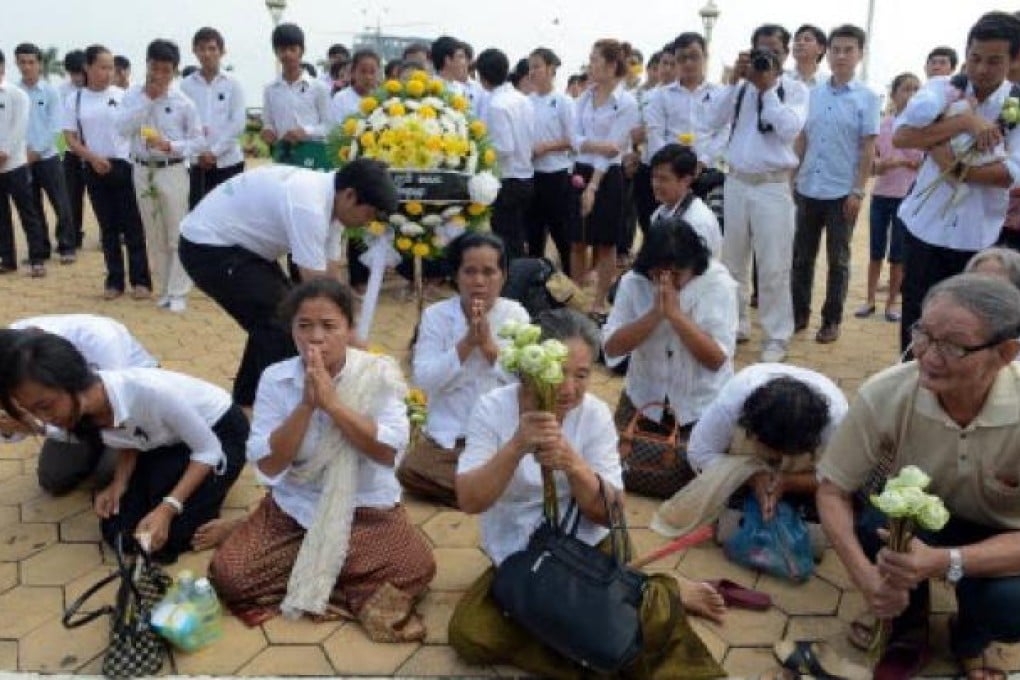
[{"x1": 0, "y1": 0, "x2": 1012, "y2": 103}]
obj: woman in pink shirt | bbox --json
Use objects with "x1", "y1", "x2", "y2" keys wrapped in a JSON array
[{"x1": 856, "y1": 73, "x2": 922, "y2": 322}]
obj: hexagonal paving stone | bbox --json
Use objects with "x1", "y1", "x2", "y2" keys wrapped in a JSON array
[
  {"x1": 174, "y1": 614, "x2": 268, "y2": 675},
  {"x1": 678, "y1": 545, "x2": 758, "y2": 587},
  {"x1": 0, "y1": 561, "x2": 17, "y2": 594},
  {"x1": 0, "y1": 640, "x2": 16, "y2": 670},
  {"x1": 262, "y1": 615, "x2": 345, "y2": 644},
  {"x1": 19, "y1": 615, "x2": 108, "y2": 672},
  {"x1": 63, "y1": 565, "x2": 118, "y2": 612},
  {"x1": 700, "y1": 606, "x2": 788, "y2": 647},
  {"x1": 0, "y1": 521, "x2": 58, "y2": 562},
  {"x1": 0, "y1": 585, "x2": 64, "y2": 638},
  {"x1": 238, "y1": 644, "x2": 335, "y2": 676},
  {"x1": 222, "y1": 483, "x2": 266, "y2": 510},
  {"x1": 0, "y1": 459, "x2": 22, "y2": 483},
  {"x1": 622, "y1": 494, "x2": 660, "y2": 530},
  {"x1": 403, "y1": 497, "x2": 440, "y2": 526},
  {"x1": 59, "y1": 510, "x2": 101, "y2": 543},
  {"x1": 417, "y1": 590, "x2": 464, "y2": 645},
  {"x1": 689, "y1": 618, "x2": 728, "y2": 663},
  {"x1": 815, "y1": 549, "x2": 854, "y2": 590},
  {"x1": 21, "y1": 542, "x2": 102, "y2": 586},
  {"x1": 756, "y1": 574, "x2": 841, "y2": 616},
  {"x1": 836, "y1": 589, "x2": 867, "y2": 624},
  {"x1": 322, "y1": 622, "x2": 420, "y2": 675},
  {"x1": 723, "y1": 646, "x2": 781, "y2": 678},
  {"x1": 421, "y1": 511, "x2": 480, "y2": 548},
  {"x1": 398, "y1": 645, "x2": 497, "y2": 676},
  {"x1": 20, "y1": 489, "x2": 91, "y2": 523},
  {"x1": 430, "y1": 548, "x2": 491, "y2": 592},
  {"x1": 0, "y1": 505, "x2": 19, "y2": 530},
  {"x1": 0, "y1": 473, "x2": 44, "y2": 506}
]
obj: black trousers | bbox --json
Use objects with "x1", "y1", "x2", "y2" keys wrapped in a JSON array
[
  {"x1": 0, "y1": 165, "x2": 49, "y2": 267},
  {"x1": 899, "y1": 229, "x2": 975, "y2": 352},
  {"x1": 63, "y1": 151, "x2": 86, "y2": 248},
  {"x1": 179, "y1": 237, "x2": 298, "y2": 407},
  {"x1": 101, "y1": 404, "x2": 248, "y2": 563},
  {"x1": 348, "y1": 238, "x2": 369, "y2": 288},
  {"x1": 791, "y1": 194, "x2": 854, "y2": 326},
  {"x1": 526, "y1": 170, "x2": 572, "y2": 272},
  {"x1": 632, "y1": 163, "x2": 657, "y2": 235},
  {"x1": 491, "y1": 177, "x2": 535, "y2": 261},
  {"x1": 618, "y1": 171, "x2": 638, "y2": 256},
  {"x1": 84, "y1": 159, "x2": 151, "y2": 291},
  {"x1": 188, "y1": 161, "x2": 245, "y2": 210},
  {"x1": 30, "y1": 155, "x2": 76, "y2": 257}
]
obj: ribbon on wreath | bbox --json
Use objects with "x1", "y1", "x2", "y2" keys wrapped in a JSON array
[{"x1": 355, "y1": 236, "x2": 401, "y2": 341}]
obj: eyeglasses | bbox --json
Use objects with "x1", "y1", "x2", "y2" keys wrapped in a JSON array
[{"x1": 909, "y1": 322, "x2": 1006, "y2": 360}]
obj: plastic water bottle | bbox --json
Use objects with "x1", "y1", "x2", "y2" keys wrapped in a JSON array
[
  {"x1": 179, "y1": 577, "x2": 222, "y2": 652},
  {"x1": 174, "y1": 570, "x2": 196, "y2": 603}
]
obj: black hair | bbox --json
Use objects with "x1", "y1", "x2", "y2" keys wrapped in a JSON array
[
  {"x1": 629, "y1": 48, "x2": 644, "y2": 64},
  {"x1": 350, "y1": 49, "x2": 380, "y2": 70},
  {"x1": 567, "y1": 73, "x2": 587, "y2": 87},
  {"x1": 737, "y1": 376, "x2": 831, "y2": 455},
  {"x1": 334, "y1": 158, "x2": 398, "y2": 214},
  {"x1": 926, "y1": 46, "x2": 959, "y2": 69},
  {"x1": 752, "y1": 24, "x2": 791, "y2": 52},
  {"x1": 193, "y1": 26, "x2": 225, "y2": 51},
  {"x1": 114, "y1": 55, "x2": 131, "y2": 71},
  {"x1": 647, "y1": 52, "x2": 662, "y2": 69},
  {"x1": 649, "y1": 143, "x2": 698, "y2": 179},
  {"x1": 330, "y1": 60, "x2": 346, "y2": 81},
  {"x1": 402, "y1": 43, "x2": 429, "y2": 60},
  {"x1": 0, "y1": 50, "x2": 5, "y2": 65},
  {"x1": 384, "y1": 59, "x2": 403, "y2": 80},
  {"x1": 146, "y1": 39, "x2": 180, "y2": 67},
  {"x1": 272, "y1": 23, "x2": 305, "y2": 51},
  {"x1": 327, "y1": 43, "x2": 349, "y2": 59},
  {"x1": 828, "y1": 24, "x2": 866, "y2": 51},
  {"x1": 14, "y1": 43, "x2": 42, "y2": 60},
  {"x1": 446, "y1": 231, "x2": 508, "y2": 281},
  {"x1": 530, "y1": 47, "x2": 561, "y2": 69},
  {"x1": 673, "y1": 32, "x2": 707, "y2": 54},
  {"x1": 181, "y1": 65, "x2": 199, "y2": 79},
  {"x1": 461, "y1": 41, "x2": 475, "y2": 61},
  {"x1": 278, "y1": 278, "x2": 355, "y2": 328},
  {"x1": 64, "y1": 49, "x2": 86, "y2": 74},
  {"x1": 475, "y1": 48, "x2": 509, "y2": 87},
  {"x1": 968, "y1": 11, "x2": 1020, "y2": 58},
  {"x1": 795, "y1": 24, "x2": 828, "y2": 62},
  {"x1": 633, "y1": 217, "x2": 710, "y2": 279},
  {"x1": 508, "y1": 57, "x2": 530, "y2": 88},
  {"x1": 890, "y1": 72, "x2": 919, "y2": 95},
  {"x1": 537, "y1": 308, "x2": 601, "y2": 360},
  {"x1": 84, "y1": 44, "x2": 110, "y2": 67},
  {"x1": 431, "y1": 35, "x2": 462, "y2": 73},
  {"x1": 0, "y1": 332, "x2": 99, "y2": 428}
]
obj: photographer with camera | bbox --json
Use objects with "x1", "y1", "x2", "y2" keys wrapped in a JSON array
[{"x1": 707, "y1": 25, "x2": 808, "y2": 363}]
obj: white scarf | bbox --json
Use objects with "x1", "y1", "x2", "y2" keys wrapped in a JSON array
[{"x1": 280, "y1": 348, "x2": 407, "y2": 618}]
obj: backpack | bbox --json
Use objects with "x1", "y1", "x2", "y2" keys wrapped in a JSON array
[{"x1": 501, "y1": 258, "x2": 563, "y2": 319}]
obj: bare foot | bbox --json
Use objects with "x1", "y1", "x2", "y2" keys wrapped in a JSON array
[
  {"x1": 676, "y1": 576, "x2": 726, "y2": 624},
  {"x1": 191, "y1": 517, "x2": 243, "y2": 551}
]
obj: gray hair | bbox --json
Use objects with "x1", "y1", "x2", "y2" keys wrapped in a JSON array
[
  {"x1": 964, "y1": 246, "x2": 1020, "y2": 291},
  {"x1": 923, "y1": 273, "x2": 1020, "y2": 341},
  {"x1": 536, "y1": 308, "x2": 601, "y2": 359}
]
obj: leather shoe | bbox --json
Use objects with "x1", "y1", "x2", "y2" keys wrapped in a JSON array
[{"x1": 815, "y1": 323, "x2": 840, "y2": 343}]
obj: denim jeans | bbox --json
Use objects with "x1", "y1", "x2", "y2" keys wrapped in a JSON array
[{"x1": 868, "y1": 195, "x2": 905, "y2": 264}]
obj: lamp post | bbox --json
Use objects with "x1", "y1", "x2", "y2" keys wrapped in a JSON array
[
  {"x1": 265, "y1": 0, "x2": 287, "y2": 26},
  {"x1": 862, "y1": 0, "x2": 876, "y2": 84},
  {"x1": 699, "y1": 0, "x2": 720, "y2": 46}
]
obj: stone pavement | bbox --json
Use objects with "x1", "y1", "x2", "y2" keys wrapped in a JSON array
[{"x1": 0, "y1": 194, "x2": 1016, "y2": 679}]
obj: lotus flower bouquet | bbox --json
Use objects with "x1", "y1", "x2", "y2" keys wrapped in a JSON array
[{"x1": 405, "y1": 387, "x2": 428, "y2": 452}]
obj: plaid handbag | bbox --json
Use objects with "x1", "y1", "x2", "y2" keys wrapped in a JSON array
[
  {"x1": 615, "y1": 398, "x2": 695, "y2": 498},
  {"x1": 63, "y1": 534, "x2": 173, "y2": 679}
]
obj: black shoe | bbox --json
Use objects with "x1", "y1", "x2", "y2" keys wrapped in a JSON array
[
  {"x1": 815, "y1": 323, "x2": 840, "y2": 344},
  {"x1": 794, "y1": 317, "x2": 809, "y2": 333}
]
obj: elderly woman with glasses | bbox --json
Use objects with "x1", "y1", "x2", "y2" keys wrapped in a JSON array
[{"x1": 816, "y1": 273, "x2": 1020, "y2": 680}]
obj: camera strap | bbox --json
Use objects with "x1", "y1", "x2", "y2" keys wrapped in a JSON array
[{"x1": 730, "y1": 80, "x2": 786, "y2": 141}]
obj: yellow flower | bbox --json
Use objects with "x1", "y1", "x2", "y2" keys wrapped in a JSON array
[
  {"x1": 405, "y1": 79, "x2": 426, "y2": 98},
  {"x1": 410, "y1": 69, "x2": 430, "y2": 83},
  {"x1": 677, "y1": 132, "x2": 696, "y2": 146},
  {"x1": 425, "y1": 135, "x2": 444, "y2": 152},
  {"x1": 418, "y1": 104, "x2": 437, "y2": 119},
  {"x1": 366, "y1": 220, "x2": 387, "y2": 236},
  {"x1": 384, "y1": 79, "x2": 403, "y2": 95},
  {"x1": 469, "y1": 120, "x2": 487, "y2": 139},
  {"x1": 341, "y1": 117, "x2": 359, "y2": 136},
  {"x1": 467, "y1": 203, "x2": 485, "y2": 217},
  {"x1": 412, "y1": 243, "x2": 431, "y2": 257},
  {"x1": 387, "y1": 102, "x2": 406, "y2": 117},
  {"x1": 450, "y1": 95, "x2": 469, "y2": 113},
  {"x1": 367, "y1": 343, "x2": 387, "y2": 356},
  {"x1": 450, "y1": 215, "x2": 467, "y2": 227},
  {"x1": 396, "y1": 237, "x2": 413, "y2": 251},
  {"x1": 359, "y1": 131, "x2": 377, "y2": 148},
  {"x1": 338, "y1": 146, "x2": 351, "y2": 161},
  {"x1": 407, "y1": 387, "x2": 427, "y2": 406},
  {"x1": 405, "y1": 201, "x2": 424, "y2": 216},
  {"x1": 359, "y1": 96, "x2": 379, "y2": 115},
  {"x1": 429, "y1": 79, "x2": 445, "y2": 95},
  {"x1": 483, "y1": 148, "x2": 497, "y2": 167}
]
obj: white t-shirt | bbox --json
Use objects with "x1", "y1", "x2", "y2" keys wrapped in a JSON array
[
  {"x1": 62, "y1": 86, "x2": 130, "y2": 160},
  {"x1": 10, "y1": 314, "x2": 157, "y2": 370},
  {"x1": 459, "y1": 385, "x2": 624, "y2": 566},
  {"x1": 649, "y1": 196, "x2": 723, "y2": 258},
  {"x1": 179, "y1": 164, "x2": 342, "y2": 271}
]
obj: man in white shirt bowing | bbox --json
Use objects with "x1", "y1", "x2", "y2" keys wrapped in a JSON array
[
  {"x1": 178, "y1": 158, "x2": 398, "y2": 409},
  {"x1": 181, "y1": 27, "x2": 246, "y2": 210},
  {"x1": 477, "y1": 47, "x2": 535, "y2": 262},
  {"x1": 707, "y1": 24, "x2": 808, "y2": 363},
  {"x1": 649, "y1": 143, "x2": 722, "y2": 257}
]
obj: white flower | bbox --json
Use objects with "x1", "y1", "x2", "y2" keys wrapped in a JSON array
[
  {"x1": 423, "y1": 96, "x2": 445, "y2": 110},
  {"x1": 400, "y1": 222, "x2": 425, "y2": 236},
  {"x1": 916, "y1": 496, "x2": 951, "y2": 531},
  {"x1": 440, "y1": 222, "x2": 466, "y2": 242},
  {"x1": 421, "y1": 214, "x2": 442, "y2": 228},
  {"x1": 444, "y1": 155, "x2": 461, "y2": 168},
  {"x1": 514, "y1": 324, "x2": 543, "y2": 348},
  {"x1": 497, "y1": 320, "x2": 525, "y2": 339},
  {"x1": 389, "y1": 213, "x2": 408, "y2": 227},
  {"x1": 518, "y1": 345, "x2": 547, "y2": 374},
  {"x1": 405, "y1": 99, "x2": 421, "y2": 110},
  {"x1": 468, "y1": 171, "x2": 501, "y2": 206},
  {"x1": 541, "y1": 339, "x2": 569, "y2": 362},
  {"x1": 498, "y1": 346, "x2": 519, "y2": 372},
  {"x1": 383, "y1": 97, "x2": 401, "y2": 108},
  {"x1": 539, "y1": 362, "x2": 564, "y2": 385},
  {"x1": 354, "y1": 119, "x2": 367, "y2": 136},
  {"x1": 888, "y1": 465, "x2": 931, "y2": 491},
  {"x1": 368, "y1": 109, "x2": 388, "y2": 130},
  {"x1": 349, "y1": 140, "x2": 360, "y2": 161},
  {"x1": 441, "y1": 206, "x2": 463, "y2": 219},
  {"x1": 870, "y1": 489, "x2": 911, "y2": 518}
]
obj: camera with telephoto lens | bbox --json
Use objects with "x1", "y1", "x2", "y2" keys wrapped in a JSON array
[{"x1": 749, "y1": 48, "x2": 779, "y2": 73}]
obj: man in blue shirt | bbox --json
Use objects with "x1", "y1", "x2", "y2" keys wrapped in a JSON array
[
  {"x1": 15, "y1": 42, "x2": 76, "y2": 264},
  {"x1": 791, "y1": 24, "x2": 880, "y2": 344}
]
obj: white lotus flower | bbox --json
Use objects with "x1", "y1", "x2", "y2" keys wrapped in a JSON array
[
  {"x1": 389, "y1": 213, "x2": 408, "y2": 226},
  {"x1": 421, "y1": 214, "x2": 442, "y2": 228},
  {"x1": 541, "y1": 339, "x2": 569, "y2": 362},
  {"x1": 888, "y1": 465, "x2": 931, "y2": 491},
  {"x1": 468, "y1": 171, "x2": 501, "y2": 206},
  {"x1": 400, "y1": 222, "x2": 425, "y2": 236},
  {"x1": 539, "y1": 361, "x2": 565, "y2": 385},
  {"x1": 498, "y1": 346, "x2": 519, "y2": 372},
  {"x1": 514, "y1": 324, "x2": 543, "y2": 348},
  {"x1": 518, "y1": 345, "x2": 547, "y2": 374},
  {"x1": 916, "y1": 497, "x2": 950, "y2": 531},
  {"x1": 498, "y1": 320, "x2": 525, "y2": 339}
]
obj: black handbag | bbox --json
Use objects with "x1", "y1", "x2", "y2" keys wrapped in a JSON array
[
  {"x1": 63, "y1": 533, "x2": 173, "y2": 679},
  {"x1": 491, "y1": 477, "x2": 648, "y2": 673}
]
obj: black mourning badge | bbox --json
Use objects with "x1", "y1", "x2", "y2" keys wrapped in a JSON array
[
  {"x1": 218, "y1": 92, "x2": 226, "y2": 101},
  {"x1": 133, "y1": 426, "x2": 150, "y2": 443},
  {"x1": 165, "y1": 106, "x2": 172, "y2": 114},
  {"x1": 108, "y1": 99, "x2": 117, "y2": 107}
]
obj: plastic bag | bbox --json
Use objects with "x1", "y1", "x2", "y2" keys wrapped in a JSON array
[
  {"x1": 150, "y1": 571, "x2": 223, "y2": 652},
  {"x1": 722, "y1": 495, "x2": 814, "y2": 583}
]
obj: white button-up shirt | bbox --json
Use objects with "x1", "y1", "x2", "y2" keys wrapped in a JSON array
[
  {"x1": 62, "y1": 86, "x2": 130, "y2": 160},
  {"x1": 603, "y1": 262, "x2": 738, "y2": 426},
  {"x1": 896, "y1": 76, "x2": 1020, "y2": 251},
  {"x1": 686, "y1": 363, "x2": 847, "y2": 473},
  {"x1": 572, "y1": 83, "x2": 640, "y2": 172},
  {"x1": 262, "y1": 73, "x2": 332, "y2": 140},
  {"x1": 10, "y1": 314, "x2": 157, "y2": 370},
  {"x1": 645, "y1": 80, "x2": 729, "y2": 168},
  {"x1": 460, "y1": 385, "x2": 623, "y2": 566},
  {"x1": 98, "y1": 368, "x2": 233, "y2": 469},
  {"x1": 180, "y1": 70, "x2": 246, "y2": 167},
  {"x1": 329, "y1": 86, "x2": 363, "y2": 125},
  {"x1": 19, "y1": 79, "x2": 63, "y2": 159},
  {"x1": 0, "y1": 80, "x2": 29, "y2": 173},
  {"x1": 707, "y1": 77, "x2": 808, "y2": 174},
  {"x1": 484, "y1": 83, "x2": 535, "y2": 180},
  {"x1": 247, "y1": 356, "x2": 409, "y2": 528},
  {"x1": 649, "y1": 196, "x2": 722, "y2": 257},
  {"x1": 116, "y1": 84, "x2": 204, "y2": 161},
  {"x1": 529, "y1": 90, "x2": 575, "y2": 173},
  {"x1": 179, "y1": 165, "x2": 342, "y2": 271},
  {"x1": 413, "y1": 296, "x2": 529, "y2": 449}
]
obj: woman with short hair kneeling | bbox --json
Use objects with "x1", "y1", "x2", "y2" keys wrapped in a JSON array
[
  {"x1": 449, "y1": 309, "x2": 725, "y2": 679},
  {"x1": 209, "y1": 279, "x2": 435, "y2": 641}
]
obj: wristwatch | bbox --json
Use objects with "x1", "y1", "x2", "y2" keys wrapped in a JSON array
[{"x1": 946, "y1": 548, "x2": 964, "y2": 585}]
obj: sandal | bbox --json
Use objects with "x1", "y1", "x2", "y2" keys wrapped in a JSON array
[
  {"x1": 774, "y1": 640, "x2": 870, "y2": 680},
  {"x1": 854, "y1": 303, "x2": 876, "y2": 318},
  {"x1": 884, "y1": 309, "x2": 901, "y2": 323},
  {"x1": 959, "y1": 642, "x2": 1011, "y2": 680},
  {"x1": 706, "y1": 579, "x2": 772, "y2": 611}
]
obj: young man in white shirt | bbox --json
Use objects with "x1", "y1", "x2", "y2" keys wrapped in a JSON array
[
  {"x1": 117, "y1": 39, "x2": 203, "y2": 313},
  {"x1": 181, "y1": 27, "x2": 246, "y2": 210},
  {"x1": 708, "y1": 24, "x2": 808, "y2": 363},
  {"x1": 178, "y1": 158, "x2": 398, "y2": 407},
  {"x1": 477, "y1": 48, "x2": 535, "y2": 262},
  {"x1": 15, "y1": 43, "x2": 76, "y2": 265},
  {"x1": 0, "y1": 49, "x2": 48, "y2": 277},
  {"x1": 648, "y1": 144, "x2": 722, "y2": 257},
  {"x1": 789, "y1": 25, "x2": 829, "y2": 88}
]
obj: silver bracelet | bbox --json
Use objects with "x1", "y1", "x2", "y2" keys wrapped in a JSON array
[{"x1": 161, "y1": 495, "x2": 184, "y2": 515}]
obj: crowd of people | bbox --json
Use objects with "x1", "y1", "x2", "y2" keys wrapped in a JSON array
[{"x1": 1, "y1": 8, "x2": 1020, "y2": 680}]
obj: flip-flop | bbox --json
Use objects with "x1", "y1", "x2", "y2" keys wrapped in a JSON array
[
  {"x1": 960, "y1": 642, "x2": 1011, "y2": 680},
  {"x1": 707, "y1": 578, "x2": 772, "y2": 611},
  {"x1": 854, "y1": 303, "x2": 876, "y2": 318},
  {"x1": 885, "y1": 309, "x2": 901, "y2": 322},
  {"x1": 847, "y1": 616, "x2": 876, "y2": 651},
  {"x1": 774, "y1": 640, "x2": 870, "y2": 680}
]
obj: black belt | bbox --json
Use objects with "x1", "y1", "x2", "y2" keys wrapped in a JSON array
[{"x1": 132, "y1": 156, "x2": 184, "y2": 168}]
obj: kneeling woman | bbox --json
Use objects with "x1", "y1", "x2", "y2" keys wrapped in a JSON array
[
  {"x1": 0, "y1": 333, "x2": 247, "y2": 563},
  {"x1": 449, "y1": 309, "x2": 725, "y2": 679},
  {"x1": 209, "y1": 279, "x2": 435, "y2": 641}
]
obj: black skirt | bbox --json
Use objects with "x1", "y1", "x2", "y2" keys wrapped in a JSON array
[{"x1": 570, "y1": 163, "x2": 625, "y2": 246}]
